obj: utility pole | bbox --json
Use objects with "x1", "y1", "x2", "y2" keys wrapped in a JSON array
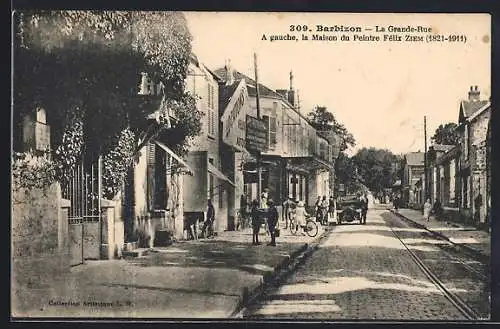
[
  {"x1": 424, "y1": 115, "x2": 428, "y2": 201},
  {"x1": 254, "y1": 53, "x2": 262, "y2": 207}
]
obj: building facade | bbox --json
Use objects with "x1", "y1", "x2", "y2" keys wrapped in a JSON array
[
  {"x1": 183, "y1": 54, "x2": 234, "y2": 235},
  {"x1": 456, "y1": 86, "x2": 491, "y2": 227},
  {"x1": 402, "y1": 152, "x2": 425, "y2": 207},
  {"x1": 214, "y1": 66, "x2": 338, "y2": 216}
]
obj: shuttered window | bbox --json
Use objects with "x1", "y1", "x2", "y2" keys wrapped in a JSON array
[
  {"x1": 146, "y1": 142, "x2": 168, "y2": 211},
  {"x1": 146, "y1": 142, "x2": 156, "y2": 212},
  {"x1": 263, "y1": 115, "x2": 277, "y2": 149},
  {"x1": 207, "y1": 83, "x2": 216, "y2": 138}
]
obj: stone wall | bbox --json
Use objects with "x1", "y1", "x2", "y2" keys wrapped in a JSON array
[{"x1": 11, "y1": 182, "x2": 69, "y2": 315}]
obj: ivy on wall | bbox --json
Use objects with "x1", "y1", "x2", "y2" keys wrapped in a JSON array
[{"x1": 14, "y1": 10, "x2": 202, "y2": 196}]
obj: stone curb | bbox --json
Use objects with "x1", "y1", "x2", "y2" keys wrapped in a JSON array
[
  {"x1": 229, "y1": 227, "x2": 330, "y2": 318},
  {"x1": 389, "y1": 209, "x2": 490, "y2": 263}
]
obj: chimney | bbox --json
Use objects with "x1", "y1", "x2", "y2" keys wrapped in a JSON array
[
  {"x1": 468, "y1": 85, "x2": 480, "y2": 102},
  {"x1": 225, "y1": 59, "x2": 235, "y2": 86},
  {"x1": 288, "y1": 70, "x2": 296, "y2": 106}
]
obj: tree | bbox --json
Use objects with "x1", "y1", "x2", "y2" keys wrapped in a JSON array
[
  {"x1": 351, "y1": 147, "x2": 398, "y2": 193},
  {"x1": 13, "y1": 10, "x2": 202, "y2": 197},
  {"x1": 307, "y1": 106, "x2": 356, "y2": 152},
  {"x1": 431, "y1": 122, "x2": 459, "y2": 145},
  {"x1": 335, "y1": 152, "x2": 362, "y2": 193}
]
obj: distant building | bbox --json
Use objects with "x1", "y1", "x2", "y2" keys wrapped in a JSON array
[
  {"x1": 402, "y1": 152, "x2": 425, "y2": 207},
  {"x1": 427, "y1": 144, "x2": 456, "y2": 204}
]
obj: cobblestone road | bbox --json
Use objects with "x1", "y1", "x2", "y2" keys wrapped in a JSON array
[{"x1": 243, "y1": 207, "x2": 486, "y2": 320}]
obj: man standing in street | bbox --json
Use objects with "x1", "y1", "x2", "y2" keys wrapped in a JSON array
[
  {"x1": 251, "y1": 200, "x2": 261, "y2": 245},
  {"x1": 360, "y1": 193, "x2": 368, "y2": 224},
  {"x1": 202, "y1": 199, "x2": 216, "y2": 238},
  {"x1": 267, "y1": 199, "x2": 279, "y2": 246},
  {"x1": 282, "y1": 197, "x2": 294, "y2": 229}
]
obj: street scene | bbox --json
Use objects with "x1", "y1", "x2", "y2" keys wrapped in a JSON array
[{"x1": 11, "y1": 11, "x2": 491, "y2": 321}]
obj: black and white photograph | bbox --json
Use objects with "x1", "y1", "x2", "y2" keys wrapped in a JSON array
[{"x1": 11, "y1": 11, "x2": 492, "y2": 321}]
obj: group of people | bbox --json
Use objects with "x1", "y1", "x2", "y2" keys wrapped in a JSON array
[{"x1": 313, "y1": 196, "x2": 336, "y2": 225}]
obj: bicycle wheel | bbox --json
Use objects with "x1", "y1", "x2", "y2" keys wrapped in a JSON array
[
  {"x1": 290, "y1": 220, "x2": 298, "y2": 235},
  {"x1": 305, "y1": 220, "x2": 318, "y2": 237}
]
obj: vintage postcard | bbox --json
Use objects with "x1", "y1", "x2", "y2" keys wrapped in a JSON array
[{"x1": 11, "y1": 11, "x2": 491, "y2": 321}]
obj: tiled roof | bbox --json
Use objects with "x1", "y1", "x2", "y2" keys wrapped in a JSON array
[
  {"x1": 460, "y1": 100, "x2": 489, "y2": 119},
  {"x1": 218, "y1": 80, "x2": 241, "y2": 116},
  {"x1": 405, "y1": 152, "x2": 424, "y2": 166}
]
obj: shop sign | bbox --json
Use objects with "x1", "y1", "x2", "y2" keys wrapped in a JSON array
[{"x1": 246, "y1": 115, "x2": 268, "y2": 153}]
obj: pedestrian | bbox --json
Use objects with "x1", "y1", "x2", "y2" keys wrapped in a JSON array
[
  {"x1": 202, "y1": 199, "x2": 215, "y2": 238},
  {"x1": 423, "y1": 198, "x2": 432, "y2": 222},
  {"x1": 282, "y1": 197, "x2": 294, "y2": 229},
  {"x1": 320, "y1": 196, "x2": 329, "y2": 225},
  {"x1": 250, "y1": 199, "x2": 261, "y2": 245},
  {"x1": 360, "y1": 193, "x2": 368, "y2": 223},
  {"x1": 239, "y1": 194, "x2": 247, "y2": 230},
  {"x1": 294, "y1": 201, "x2": 309, "y2": 235},
  {"x1": 328, "y1": 196, "x2": 336, "y2": 219},
  {"x1": 314, "y1": 196, "x2": 321, "y2": 222},
  {"x1": 261, "y1": 188, "x2": 269, "y2": 209},
  {"x1": 393, "y1": 195, "x2": 400, "y2": 212},
  {"x1": 267, "y1": 199, "x2": 279, "y2": 246},
  {"x1": 433, "y1": 198, "x2": 443, "y2": 221}
]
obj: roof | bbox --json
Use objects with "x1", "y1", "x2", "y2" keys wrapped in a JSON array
[
  {"x1": 459, "y1": 100, "x2": 489, "y2": 122},
  {"x1": 404, "y1": 152, "x2": 424, "y2": 166},
  {"x1": 218, "y1": 80, "x2": 241, "y2": 116},
  {"x1": 213, "y1": 67, "x2": 304, "y2": 115},
  {"x1": 431, "y1": 144, "x2": 455, "y2": 153}
]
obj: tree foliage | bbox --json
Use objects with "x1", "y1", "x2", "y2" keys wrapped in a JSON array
[
  {"x1": 351, "y1": 147, "x2": 399, "y2": 193},
  {"x1": 307, "y1": 106, "x2": 356, "y2": 152},
  {"x1": 335, "y1": 152, "x2": 361, "y2": 193},
  {"x1": 14, "y1": 10, "x2": 201, "y2": 196},
  {"x1": 431, "y1": 122, "x2": 459, "y2": 145}
]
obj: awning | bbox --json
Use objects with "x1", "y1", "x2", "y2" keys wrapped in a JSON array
[
  {"x1": 155, "y1": 141, "x2": 193, "y2": 175},
  {"x1": 208, "y1": 163, "x2": 236, "y2": 187}
]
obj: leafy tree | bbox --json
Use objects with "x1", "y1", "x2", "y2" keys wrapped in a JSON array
[
  {"x1": 13, "y1": 10, "x2": 202, "y2": 196},
  {"x1": 431, "y1": 122, "x2": 459, "y2": 145},
  {"x1": 307, "y1": 106, "x2": 356, "y2": 152},
  {"x1": 351, "y1": 147, "x2": 398, "y2": 193},
  {"x1": 335, "y1": 152, "x2": 361, "y2": 193}
]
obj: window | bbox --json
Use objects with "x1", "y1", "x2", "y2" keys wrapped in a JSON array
[
  {"x1": 464, "y1": 125, "x2": 469, "y2": 159},
  {"x1": 207, "y1": 83, "x2": 216, "y2": 137},
  {"x1": 263, "y1": 115, "x2": 277, "y2": 149}
]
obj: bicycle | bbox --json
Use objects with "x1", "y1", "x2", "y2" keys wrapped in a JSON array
[{"x1": 290, "y1": 216, "x2": 319, "y2": 237}]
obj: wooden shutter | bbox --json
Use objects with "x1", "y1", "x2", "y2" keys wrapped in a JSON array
[{"x1": 146, "y1": 142, "x2": 156, "y2": 212}]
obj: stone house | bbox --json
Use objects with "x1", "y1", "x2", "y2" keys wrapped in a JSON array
[{"x1": 456, "y1": 86, "x2": 491, "y2": 227}]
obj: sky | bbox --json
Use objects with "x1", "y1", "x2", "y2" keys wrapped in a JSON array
[{"x1": 184, "y1": 12, "x2": 491, "y2": 156}]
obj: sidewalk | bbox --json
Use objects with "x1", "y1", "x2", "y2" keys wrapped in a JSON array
[
  {"x1": 391, "y1": 208, "x2": 490, "y2": 259},
  {"x1": 12, "y1": 225, "x2": 326, "y2": 318}
]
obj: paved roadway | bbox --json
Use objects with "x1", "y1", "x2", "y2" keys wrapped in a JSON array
[{"x1": 243, "y1": 206, "x2": 490, "y2": 320}]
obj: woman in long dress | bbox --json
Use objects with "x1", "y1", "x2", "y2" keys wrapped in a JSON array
[{"x1": 423, "y1": 198, "x2": 432, "y2": 222}]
